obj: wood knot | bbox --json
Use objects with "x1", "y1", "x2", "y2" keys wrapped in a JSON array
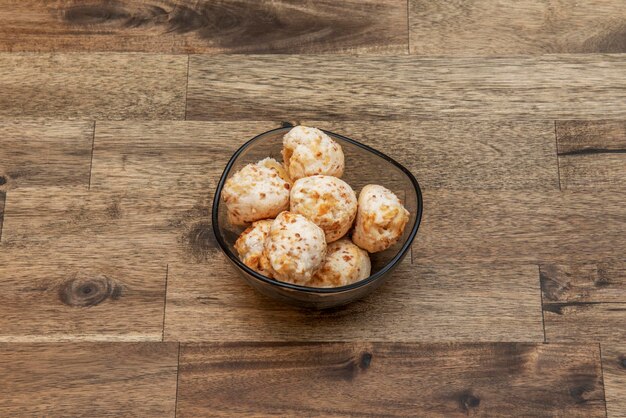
[
  {"x1": 619, "y1": 356, "x2": 626, "y2": 369},
  {"x1": 539, "y1": 268, "x2": 570, "y2": 302},
  {"x1": 360, "y1": 352, "x2": 372, "y2": 369},
  {"x1": 106, "y1": 200, "x2": 122, "y2": 219},
  {"x1": 0, "y1": 176, "x2": 6, "y2": 186},
  {"x1": 184, "y1": 221, "x2": 216, "y2": 262},
  {"x1": 458, "y1": 391, "x2": 480, "y2": 413},
  {"x1": 569, "y1": 383, "x2": 595, "y2": 404},
  {"x1": 339, "y1": 351, "x2": 373, "y2": 381},
  {"x1": 58, "y1": 274, "x2": 122, "y2": 307}
]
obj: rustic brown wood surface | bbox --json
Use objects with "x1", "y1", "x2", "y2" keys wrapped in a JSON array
[
  {"x1": 603, "y1": 344, "x2": 626, "y2": 418},
  {"x1": 177, "y1": 342, "x2": 605, "y2": 417},
  {"x1": 0, "y1": 53, "x2": 187, "y2": 119},
  {"x1": 0, "y1": 342, "x2": 179, "y2": 416},
  {"x1": 557, "y1": 120, "x2": 626, "y2": 190},
  {"x1": 186, "y1": 55, "x2": 626, "y2": 120},
  {"x1": 1, "y1": 2, "x2": 625, "y2": 415},
  {"x1": 409, "y1": 0, "x2": 626, "y2": 55},
  {"x1": 0, "y1": 120, "x2": 93, "y2": 191},
  {"x1": 414, "y1": 190, "x2": 626, "y2": 263},
  {"x1": 0, "y1": 0, "x2": 408, "y2": 54},
  {"x1": 541, "y1": 262, "x2": 626, "y2": 343},
  {"x1": 164, "y1": 261, "x2": 543, "y2": 342}
]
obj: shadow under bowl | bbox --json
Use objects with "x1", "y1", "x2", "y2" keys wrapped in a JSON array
[{"x1": 212, "y1": 125, "x2": 423, "y2": 309}]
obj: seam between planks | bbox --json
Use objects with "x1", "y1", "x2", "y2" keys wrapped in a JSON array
[
  {"x1": 88, "y1": 120, "x2": 96, "y2": 190},
  {"x1": 406, "y1": 0, "x2": 410, "y2": 54},
  {"x1": 174, "y1": 342, "x2": 181, "y2": 418},
  {"x1": 599, "y1": 342, "x2": 609, "y2": 418},
  {"x1": 538, "y1": 265, "x2": 547, "y2": 343},
  {"x1": 554, "y1": 120, "x2": 562, "y2": 191},
  {"x1": 162, "y1": 264, "x2": 169, "y2": 342},
  {"x1": 0, "y1": 191, "x2": 5, "y2": 243}
]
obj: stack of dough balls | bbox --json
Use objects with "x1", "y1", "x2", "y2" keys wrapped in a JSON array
[{"x1": 224, "y1": 126, "x2": 410, "y2": 288}]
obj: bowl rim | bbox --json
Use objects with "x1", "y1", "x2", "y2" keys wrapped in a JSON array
[{"x1": 212, "y1": 125, "x2": 423, "y2": 294}]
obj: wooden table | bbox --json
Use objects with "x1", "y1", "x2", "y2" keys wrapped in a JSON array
[{"x1": 1, "y1": 1, "x2": 625, "y2": 416}]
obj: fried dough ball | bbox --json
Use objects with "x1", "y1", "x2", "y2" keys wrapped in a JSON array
[
  {"x1": 234, "y1": 219, "x2": 274, "y2": 278},
  {"x1": 290, "y1": 175, "x2": 357, "y2": 243},
  {"x1": 309, "y1": 238, "x2": 371, "y2": 288},
  {"x1": 263, "y1": 211, "x2": 327, "y2": 285},
  {"x1": 282, "y1": 126, "x2": 344, "y2": 181},
  {"x1": 352, "y1": 185, "x2": 409, "y2": 253},
  {"x1": 222, "y1": 158, "x2": 291, "y2": 225}
]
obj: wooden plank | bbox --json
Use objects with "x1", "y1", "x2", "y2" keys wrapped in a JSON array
[
  {"x1": 0, "y1": 342, "x2": 178, "y2": 416},
  {"x1": 90, "y1": 120, "x2": 558, "y2": 192},
  {"x1": 413, "y1": 190, "x2": 626, "y2": 263},
  {"x1": 177, "y1": 342, "x2": 605, "y2": 417},
  {"x1": 541, "y1": 262, "x2": 626, "y2": 343},
  {"x1": 0, "y1": 248, "x2": 167, "y2": 341},
  {"x1": 602, "y1": 344, "x2": 626, "y2": 418},
  {"x1": 5, "y1": 186, "x2": 623, "y2": 281},
  {"x1": 0, "y1": 187, "x2": 217, "y2": 265},
  {"x1": 409, "y1": 0, "x2": 626, "y2": 55},
  {"x1": 164, "y1": 260, "x2": 543, "y2": 342},
  {"x1": 90, "y1": 121, "x2": 278, "y2": 192},
  {"x1": 0, "y1": 0, "x2": 408, "y2": 54},
  {"x1": 0, "y1": 120, "x2": 93, "y2": 191},
  {"x1": 557, "y1": 120, "x2": 626, "y2": 190},
  {"x1": 186, "y1": 54, "x2": 626, "y2": 120},
  {"x1": 309, "y1": 120, "x2": 558, "y2": 190},
  {"x1": 0, "y1": 186, "x2": 198, "y2": 341},
  {"x1": 0, "y1": 53, "x2": 187, "y2": 119}
]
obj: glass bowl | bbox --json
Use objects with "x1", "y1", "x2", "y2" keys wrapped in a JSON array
[{"x1": 212, "y1": 124, "x2": 423, "y2": 309}]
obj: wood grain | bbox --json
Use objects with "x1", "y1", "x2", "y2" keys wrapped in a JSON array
[
  {"x1": 309, "y1": 120, "x2": 558, "y2": 190},
  {"x1": 0, "y1": 342, "x2": 178, "y2": 416},
  {"x1": 0, "y1": 53, "x2": 187, "y2": 119},
  {"x1": 602, "y1": 344, "x2": 626, "y2": 418},
  {"x1": 89, "y1": 120, "x2": 558, "y2": 192},
  {"x1": 557, "y1": 120, "x2": 626, "y2": 190},
  {"x1": 0, "y1": 248, "x2": 167, "y2": 341},
  {"x1": 413, "y1": 190, "x2": 626, "y2": 263},
  {"x1": 90, "y1": 121, "x2": 278, "y2": 192},
  {"x1": 164, "y1": 260, "x2": 543, "y2": 342},
  {"x1": 409, "y1": 0, "x2": 626, "y2": 55},
  {"x1": 0, "y1": 120, "x2": 93, "y2": 191},
  {"x1": 177, "y1": 342, "x2": 605, "y2": 417},
  {"x1": 187, "y1": 54, "x2": 626, "y2": 120},
  {"x1": 0, "y1": 0, "x2": 407, "y2": 54},
  {"x1": 0, "y1": 186, "x2": 215, "y2": 341},
  {"x1": 0, "y1": 187, "x2": 217, "y2": 265},
  {"x1": 541, "y1": 262, "x2": 626, "y2": 343}
]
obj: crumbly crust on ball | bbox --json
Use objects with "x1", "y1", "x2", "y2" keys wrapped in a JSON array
[
  {"x1": 352, "y1": 185, "x2": 409, "y2": 253},
  {"x1": 222, "y1": 158, "x2": 291, "y2": 225},
  {"x1": 290, "y1": 175, "x2": 357, "y2": 243},
  {"x1": 282, "y1": 126, "x2": 344, "y2": 180},
  {"x1": 309, "y1": 238, "x2": 371, "y2": 288},
  {"x1": 263, "y1": 211, "x2": 327, "y2": 285},
  {"x1": 234, "y1": 219, "x2": 274, "y2": 278}
]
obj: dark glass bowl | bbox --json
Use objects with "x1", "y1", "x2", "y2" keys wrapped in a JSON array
[{"x1": 212, "y1": 125, "x2": 423, "y2": 309}]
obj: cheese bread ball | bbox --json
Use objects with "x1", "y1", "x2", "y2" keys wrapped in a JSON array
[
  {"x1": 264, "y1": 211, "x2": 327, "y2": 285},
  {"x1": 352, "y1": 185, "x2": 410, "y2": 253},
  {"x1": 234, "y1": 219, "x2": 274, "y2": 278},
  {"x1": 309, "y1": 238, "x2": 371, "y2": 288},
  {"x1": 290, "y1": 175, "x2": 357, "y2": 243},
  {"x1": 222, "y1": 158, "x2": 291, "y2": 225},
  {"x1": 282, "y1": 126, "x2": 344, "y2": 181}
]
